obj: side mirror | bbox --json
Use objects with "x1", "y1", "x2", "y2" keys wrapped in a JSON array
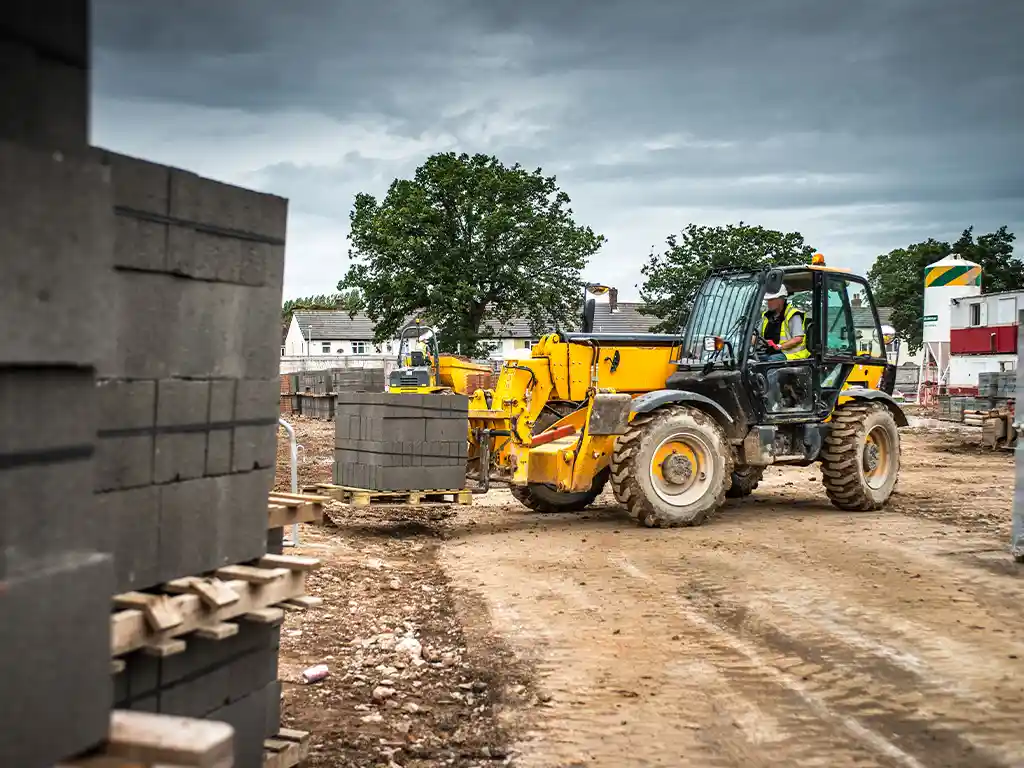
[
  {"x1": 581, "y1": 298, "x2": 596, "y2": 333},
  {"x1": 765, "y1": 270, "x2": 784, "y2": 296}
]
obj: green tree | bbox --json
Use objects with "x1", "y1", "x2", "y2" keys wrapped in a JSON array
[
  {"x1": 867, "y1": 227, "x2": 1020, "y2": 353},
  {"x1": 639, "y1": 223, "x2": 816, "y2": 331},
  {"x1": 339, "y1": 152, "x2": 605, "y2": 355},
  {"x1": 281, "y1": 290, "x2": 362, "y2": 327}
]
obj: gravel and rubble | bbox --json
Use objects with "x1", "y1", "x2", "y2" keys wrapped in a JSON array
[{"x1": 273, "y1": 418, "x2": 535, "y2": 767}]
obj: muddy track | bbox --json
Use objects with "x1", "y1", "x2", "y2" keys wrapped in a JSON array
[{"x1": 442, "y1": 434, "x2": 1022, "y2": 767}]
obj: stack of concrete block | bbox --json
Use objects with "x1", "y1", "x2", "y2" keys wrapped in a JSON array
[
  {"x1": 300, "y1": 393, "x2": 336, "y2": 420},
  {"x1": 91, "y1": 150, "x2": 285, "y2": 594},
  {"x1": 297, "y1": 370, "x2": 333, "y2": 394},
  {"x1": 113, "y1": 622, "x2": 282, "y2": 768},
  {"x1": 334, "y1": 393, "x2": 468, "y2": 491},
  {"x1": 0, "y1": 7, "x2": 115, "y2": 762},
  {"x1": 332, "y1": 367, "x2": 385, "y2": 392}
]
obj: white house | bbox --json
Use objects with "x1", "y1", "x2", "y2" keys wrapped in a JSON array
[{"x1": 282, "y1": 293, "x2": 661, "y2": 363}]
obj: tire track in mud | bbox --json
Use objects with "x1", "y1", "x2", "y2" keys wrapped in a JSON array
[{"x1": 617, "y1": 531, "x2": 1024, "y2": 768}]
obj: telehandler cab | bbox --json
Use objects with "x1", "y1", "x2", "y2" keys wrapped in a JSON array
[{"x1": 467, "y1": 258, "x2": 906, "y2": 527}]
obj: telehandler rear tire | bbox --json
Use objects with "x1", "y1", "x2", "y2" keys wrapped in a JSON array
[
  {"x1": 725, "y1": 466, "x2": 764, "y2": 499},
  {"x1": 610, "y1": 405, "x2": 733, "y2": 527},
  {"x1": 509, "y1": 470, "x2": 609, "y2": 514},
  {"x1": 820, "y1": 402, "x2": 900, "y2": 510}
]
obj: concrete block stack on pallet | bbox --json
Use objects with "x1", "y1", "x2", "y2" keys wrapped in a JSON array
[
  {"x1": 96, "y1": 151, "x2": 310, "y2": 767},
  {"x1": 334, "y1": 393, "x2": 469, "y2": 492}
]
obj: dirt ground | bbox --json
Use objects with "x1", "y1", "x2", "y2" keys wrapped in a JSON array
[{"x1": 274, "y1": 416, "x2": 1022, "y2": 767}]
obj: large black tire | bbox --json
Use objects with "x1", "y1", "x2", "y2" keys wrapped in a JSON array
[
  {"x1": 821, "y1": 402, "x2": 900, "y2": 510},
  {"x1": 509, "y1": 469, "x2": 609, "y2": 513},
  {"x1": 725, "y1": 466, "x2": 764, "y2": 498},
  {"x1": 508, "y1": 402, "x2": 605, "y2": 514},
  {"x1": 610, "y1": 405, "x2": 733, "y2": 527}
]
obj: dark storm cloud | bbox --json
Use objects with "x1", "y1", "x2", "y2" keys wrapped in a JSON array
[{"x1": 91, "y1": 0, "x2": 1024, "y2": 298}]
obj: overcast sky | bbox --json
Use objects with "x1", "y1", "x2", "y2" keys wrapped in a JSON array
[{"x1": 91, "y1": 0, "x2": 1023, "y2": 302}]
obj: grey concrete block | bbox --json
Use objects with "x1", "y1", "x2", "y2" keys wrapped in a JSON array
[
  {"x1": 207, "y1": 682, "x2": 274, "y2": 768},
  {"x1": 114, "y1": 214, "x2": 167, "y2": 271},
  {"x1": 158, "y1": 477, "x2": 221, "y2": 582},
  {"x1": 0, "y1": 368, "x2": 95, "y2": 453},
  {"x1": 0, "y1": 460, "x2": 101, "y2": 578},
  {"x1": 154, "y1": 432, "x2": 207, "y2": 484},
  {"x1": 235, "y1": 379, "x2": 279, "y2": 421},
  {"x1": 124, "y1": 651, "x2": 160, "y2": 700},
  {"x1": 0, "y1": 0, "x2": 89, "y2": 63},
  {"x1": 242, "y1": 286, "x2": 285, "y2": 380},
  {"x1": 386, "y1": 417, "x2": 426, "y2": 442},
  {"x1": 425, "y1": 418, "x2": 467, "y2": 442},
  {"x1": 97, "y1": 379, "x2": 156, "y2": 431},
  {"x1": 0, "y1": 43, "x2": 87, "y2": 150},
  {"x1": 232, "y1": 425, "x2": 276, "y2": 472},
  {"x1": 206, "y1": 428, "x2": 233, "y2": 476},
  {"x1": 209, "y1": 380, "x2": 236, "y2": 423},
  {"x1": 169, "y1": 169, "x2": 288, "y2": 241},
  {"x1": 102, "y1": 270, "x2": 183, "y2": 379},
  {"x1": 98, "y1": 150, "x2": 171, "y2": 215},
  {"x1": 220, "y1": 469, "x2": 272, "y2": 568},
  {"x1": 94, "y1": 486, "x2": 160, "y2": 592},
  {"x1": 0, "y1": 552, "x2": 113, "y2": 768},
  {"x1": 168, "y1": 227, "x2": 279, "y2": 287},
  {"x1": 157, "y1": 379, "x2": 211, "y2": 427},
  {"x1": 128, "y1": 695, "x2": 159, "y2": 713},
  {"x1": 0, "y1": 140, "x2": 113, "y2": 366},
  {"x1": 266, "y1": 527, "x2": 284, "y2": 555},
  {"x1": 95, "y1": 435, "x2": 153, "y2": 491},
  {"x1": 160, "y1": 622, "x2": 278, "y2": 690},
  {"x1": 264, "y1": 680, "x2": 282, "y2": 738}
]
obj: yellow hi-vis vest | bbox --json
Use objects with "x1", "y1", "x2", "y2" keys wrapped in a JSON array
[{"x1": 762, "y1": 304, "x2": 810, "y2": 360}]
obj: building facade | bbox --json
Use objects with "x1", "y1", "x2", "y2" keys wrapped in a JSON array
[{"x1": 947, "y1": 289, "x2": 1022, "y2": 387}]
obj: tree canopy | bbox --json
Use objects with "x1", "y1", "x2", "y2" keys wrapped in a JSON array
[
  {"x1": 282, "y1": 290, "x2": 362, "y2": 327},
  {"x1": 338, "y1": 152, "x2": 604, "y2": 355},
  {"x1": 639, "y1": 223, "x2": 816, "y2": 331},
  {"x1": 867, "y1": 226, "x2": 1020, "y2": 353}
]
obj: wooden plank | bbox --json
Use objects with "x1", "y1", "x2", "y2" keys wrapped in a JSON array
[
  {"x1": 267, "y1": 502, "x2": 322, "y2": 529},
  {"x1": 163, "y1": 577, "x2": 239, "y2": 609},
  {"x1": 112, "y1": 593, "x2": 183, "y2": 633},
  {"x1": 243, "y1": 607, "x2": 285, "y2": 625},
  {"x1": 104, "y1": 710, "x2": 234, "y2": 768},
  {"x1": 143, "y1": 638, "x2": 187, "y2": 658},
  {"x1": 270, "y1": 491, "x2": 330, "y2": 504},
  {"x1": 283, "y1": 595, "x2": 323, "y2": 610},
  {"x1": 194, "y1": 622, "x2": 239, "y2": 641},
  {"x1": 258, "y1": 554, "x2": 321, "y2": 572},
  {"x1": 214, "y1": 564, "x2": 289, "y2": 584},
  {"x1": 111, "y1": 571, "x2": 306, "y2": 657}
]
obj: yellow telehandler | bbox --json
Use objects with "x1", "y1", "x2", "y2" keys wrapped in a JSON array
[
  {"x1": 467, "y1": 258, "x2": 907, "y2": 526},
  {"x1": 387, "y1": 320, "x2": 492, "y2": 396}
]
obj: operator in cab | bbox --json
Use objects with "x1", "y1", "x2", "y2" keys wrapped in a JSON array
[{"x1": 761, "y1": 285, "x2": 809, "y2": 361}]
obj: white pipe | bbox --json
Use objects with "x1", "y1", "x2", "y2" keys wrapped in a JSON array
[{"x1": 278, "y1": 418, "x2": 300, "y2": 547}]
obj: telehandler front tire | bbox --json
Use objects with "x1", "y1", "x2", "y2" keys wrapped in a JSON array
[
  {"x1": 820, "y1": 402, "x2": 900, "y2": 510},
  {"x1": 509, "y1": 469, "x2": 609, "y2": 514},
  {"x1": 610, "y1": 405, "x2": 733, "y2": 527},
  {"x1": 725, "y1": 466, "x2": 764, "y2": 499}
]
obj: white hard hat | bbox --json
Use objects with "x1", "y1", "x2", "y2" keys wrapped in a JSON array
[{"x1": 764, "y1": 285, "x2": 788, "y2": 300}]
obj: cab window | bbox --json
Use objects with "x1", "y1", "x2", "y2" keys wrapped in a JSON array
[{"x1": 824, "y1": 276, "x2": 884, "y2": 359}]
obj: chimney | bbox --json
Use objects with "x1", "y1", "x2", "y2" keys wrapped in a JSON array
[
  {"x1": 609, "y1": 288, "x2": 619, "y2": 313},
  {"x1": 851, "y1": 294, "x2": 862, "y2": 308}
]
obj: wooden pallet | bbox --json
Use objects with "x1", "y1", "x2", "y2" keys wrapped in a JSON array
[
  {"x1": 304, "y1": 483, "x2": 472, "y2": 508},
  {"x1": 263, "y1": 729, "x2": 311, "y2": 768},
  {"x1": 110, "y1": 554, "x2": 321, "y2": 659},
  {"x1": 268, "y1": 491, "x2": 328, "y2": 528},
  {"x1": 56, "y1": 710, "x2": 234, "y2": 768}
]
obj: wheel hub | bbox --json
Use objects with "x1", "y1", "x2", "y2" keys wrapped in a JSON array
[
  {"x1": 864, "y1": 442, "x2": 881, "y2": 472},
  {"x1": 661, "y1": 452, "x2": 694, "y2": 485}
]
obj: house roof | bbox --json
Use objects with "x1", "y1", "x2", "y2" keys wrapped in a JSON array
[
  {"x1": 292, "y1": 303, "x2": 895, "y2": 340},
  {"x1": 484, "y1": 302, "x2": 656, "y2": 338},
  {"x1": 293, "y1": 310, "x2": 386, "y2": 341}
]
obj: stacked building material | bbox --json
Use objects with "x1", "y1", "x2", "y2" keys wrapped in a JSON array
[
  {"x1": 334, "y1": 393, "x2": 468, "y2": 491},
  {"x1": 0, "y1": 7, "x2": 115, "y2": 764},
  {"x1": 93, "y1": 151, "x2": 291, "y2": 767},
  {"x1": 332, "y1": 366, "x2": 385, "y2": 392}
]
